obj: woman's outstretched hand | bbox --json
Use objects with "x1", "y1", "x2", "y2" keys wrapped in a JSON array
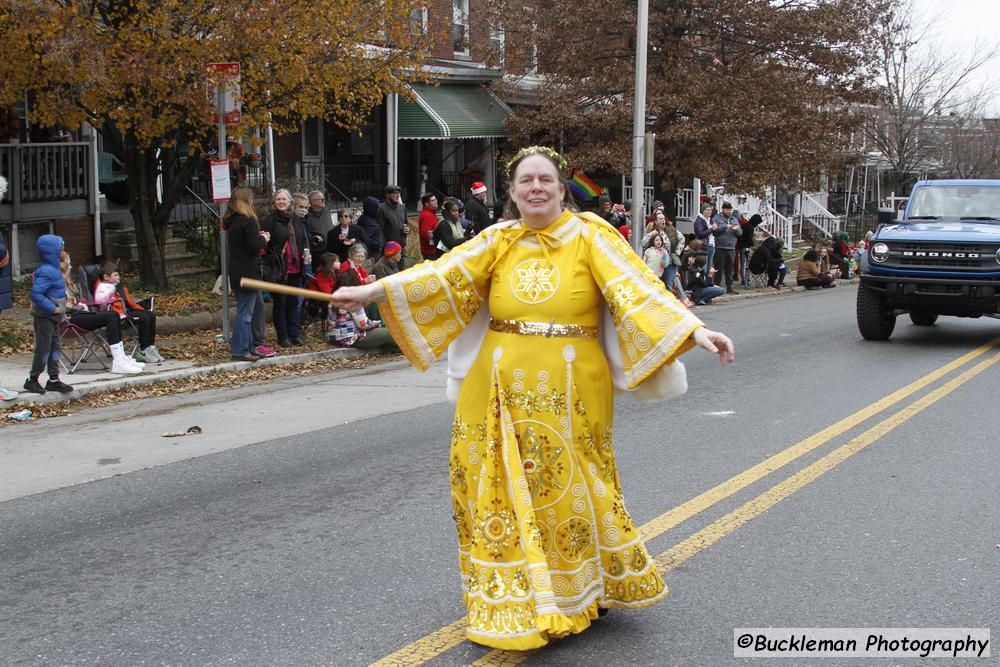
[{"x1": 692, "y1": 327, "x2": 735, "y2": 365}]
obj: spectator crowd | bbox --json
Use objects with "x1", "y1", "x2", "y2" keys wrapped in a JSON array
[{"x1": 1, "y1": 174, "x2": 864, "y2": 402}]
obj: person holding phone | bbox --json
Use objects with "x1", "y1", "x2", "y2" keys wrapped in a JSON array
[{"x1": 326, "y1": 208, "x2": 368, "y2": 265}]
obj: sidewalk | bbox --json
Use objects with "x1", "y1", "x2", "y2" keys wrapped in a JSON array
[
  {"x1": 0, "y1": 345, "x2": 364, "y2": 407},
  {"x1": 0, "y1": 278, "x2": 856, "y2": 408}
]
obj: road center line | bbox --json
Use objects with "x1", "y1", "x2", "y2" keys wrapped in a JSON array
[
  {"x1": 368, "y1": 339, "x2": 1000, "y2": 667},
  {"x1": 636, "y1": 337, "x2": 1000, "y2": 544},
  {"x1": 653, "y1": 348, "x2": 1000, "y2": 575},
  {"x1": 471, "y1": 349, "x2": 1000, "y2": 667}
]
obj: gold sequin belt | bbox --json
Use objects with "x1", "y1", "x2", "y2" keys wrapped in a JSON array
[{"x1": 488, "y1": 318, "x2": 598, "y2": 339}]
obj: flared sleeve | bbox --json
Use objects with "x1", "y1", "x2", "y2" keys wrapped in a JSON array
[
  {"x1": 583, "y1": 214, "x2": 704, "y2": 389},
  {"x1": 377, "y1": 229, "x2": 498, "y2": 371}
]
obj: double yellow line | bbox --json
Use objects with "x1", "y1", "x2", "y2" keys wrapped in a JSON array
[{"x1": 373, "y1": 338, "x2": 1000, "y2": 667}]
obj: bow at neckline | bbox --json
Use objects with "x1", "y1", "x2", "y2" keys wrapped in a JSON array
[{"x1": 489, "y1": 224, "x2": 563, "y2": 273}]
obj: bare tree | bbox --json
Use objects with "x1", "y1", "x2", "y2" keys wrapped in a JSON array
[
  {"x1": 932, "y1": 117, "x2": 1000, "y2": 179},
  {"x1": 866, "y1": 0, "x2": 1000, "y2": 193}
]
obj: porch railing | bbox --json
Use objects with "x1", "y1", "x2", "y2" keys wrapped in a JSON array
[
  {"x1": 797, "y1": 192, "x2": 841, "y2": 238},
  {"x1": 709, "y1": 185, "x2": 793, "y2": 251},
  {"x1": 1, "y1": 142, "x2": 94, "y2": 277},
  {"x1": 0, "y1": 142, "x2": 92, "y2": 213},
  {"x1": 623, "y1": 184, "x2": 655, "y2": 216},
  {"x1": 675, "y1": 187, "x2": 697, "y2": 221}
]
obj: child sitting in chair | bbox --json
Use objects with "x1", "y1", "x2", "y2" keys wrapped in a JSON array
[{"x1": 94, "y1": 260, "x2": 164, "y2": 364}]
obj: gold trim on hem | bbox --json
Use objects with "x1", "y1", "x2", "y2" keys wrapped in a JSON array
[{"x1": 489, "y1": 318, "x2": 599, "y2": 339}]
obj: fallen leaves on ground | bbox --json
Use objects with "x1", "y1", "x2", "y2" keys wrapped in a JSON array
[
  {"x1": 1, "y1": 351, "x2": 401, "y2": 426},
  {"x1": 153, "y1": 289, "x2": 222, "y2": 317},
  {"x1": 0, "y1": 319, "x2": 33, "y2": 355}
]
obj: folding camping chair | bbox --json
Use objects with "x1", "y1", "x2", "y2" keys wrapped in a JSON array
[
  {"x1": 58, "y1": 318, "x2": 111, "y2": 374},
  {"x1": 745, "y1": 268, "x2": 770, "y2": 289}
]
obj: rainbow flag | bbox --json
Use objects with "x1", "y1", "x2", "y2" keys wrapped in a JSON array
[{"x1": 568, "y1": 171, "x2": 603, "y2": 201}]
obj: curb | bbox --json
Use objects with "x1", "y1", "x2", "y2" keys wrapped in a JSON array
[
  {"x1": 708, "y1": 277, "x2": 856, "y2": 305},
  {"x1": 5, "y1": 347, "x2": 363, "y2": 407}
]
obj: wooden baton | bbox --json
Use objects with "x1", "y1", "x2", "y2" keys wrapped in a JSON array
[{"x1": 239, "y1": 277, "x2": 333, "y2": 302}]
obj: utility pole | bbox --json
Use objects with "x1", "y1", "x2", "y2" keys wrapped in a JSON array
[
  {"x1": 217, "y1": 86, "x2": 230, "y2": 342},
  {"x1": 630, "y1": 0, "x2": 649, "y2": 252}
]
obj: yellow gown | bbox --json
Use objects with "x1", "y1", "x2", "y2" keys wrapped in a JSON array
[{"x1": 378, "y1": 209, "x2": 703, "y2": 650}]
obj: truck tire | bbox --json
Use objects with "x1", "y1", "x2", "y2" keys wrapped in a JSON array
[
  {"x1": 909, "y1": 311, "x2": 938, "y2": 326},
  {"x1": 857, "y1": 284, "x2": 896, "y2": 340}
]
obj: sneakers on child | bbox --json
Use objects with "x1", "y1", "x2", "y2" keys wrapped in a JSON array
[
  {"x1": 23, "y1": 377, "x2": 46, "y2": 394},
  {"x1": 145, "y1": 345, "x2": 165, "y2": 362},
  {"x1": 134, "y1": 347, "x2": 161, "y2": 363},
  {"x1": 254, "y1": 344, "x2": 276, "y2": 358},
  {"x1": 45, "y1": 379, "x2": 74, "y2": 394},
  {"x1": 112, "y1": 358, "x2": 143, "y2": 374},
  {"x1": 0, "y1": 386, "x2": 19, "y2": 401}
]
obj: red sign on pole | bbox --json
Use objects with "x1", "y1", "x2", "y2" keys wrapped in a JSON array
[{"x1": 207, "y1": 62, "x2": 241, "y2": 125}]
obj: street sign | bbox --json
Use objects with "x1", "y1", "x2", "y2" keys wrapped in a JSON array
[
  {"x1": 207, "y1": 62, "x2": 241, "y2": 125},
  {"x1": 209, "y1": 158, "x2": 231, "y2": 202}
]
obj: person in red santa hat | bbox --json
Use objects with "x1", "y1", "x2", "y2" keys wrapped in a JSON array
[{"x1": 464, "y1": 180, "x2": 493, "y2": 235}]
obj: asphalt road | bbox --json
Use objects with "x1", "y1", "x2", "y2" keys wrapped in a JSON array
[{"x1": 1, "y1": 285, "x2": 997, "y2": 666}]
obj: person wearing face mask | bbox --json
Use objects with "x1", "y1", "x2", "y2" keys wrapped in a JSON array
[{"x1": 260, "y1": 188, "x2": 308, "y2": 346}]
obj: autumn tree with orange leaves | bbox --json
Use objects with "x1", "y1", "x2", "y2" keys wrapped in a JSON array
[
  {"x1": 487, "y1": 0, "x2": 893, "y2": 194},
  {"x1": 0, "y1": 0, "x2": 429, "y2": 289}
]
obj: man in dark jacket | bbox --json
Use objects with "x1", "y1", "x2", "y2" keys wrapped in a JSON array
[
  {"x1": 304, "y1": 190, "x2": 334, "y2": 273},
  {"x1": 464, "y1": 181, "x2": 492, "y2": 234},
  {"x1": 710, "y1": 201, "x2": 742, "y2": 293},
  {"x1": 357, "y1": 196, "x2": 383, "y2": 261},
  {"x1": 376, "y1": 184, "x2": 409, "y2": 250},
  {"x1": 0, "y1": 224, "x2": 18, "y2": 400}
]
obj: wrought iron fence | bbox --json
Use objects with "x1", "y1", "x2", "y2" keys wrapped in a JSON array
[
  {"x1": 843, "y1": 214, "x2": 880, "y2": 241},
  {"x1": 325, "y1": 162, "x2": 389, "y2": 202}
]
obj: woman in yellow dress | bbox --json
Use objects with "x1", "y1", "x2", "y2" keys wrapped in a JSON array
[{"x1": 332, "y1": 147, "x2": 734, "y2": 650}]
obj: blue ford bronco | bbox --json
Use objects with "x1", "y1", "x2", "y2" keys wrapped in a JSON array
[{"x1": 857, "y1": 179, "x2": 1000, "y2": 340}]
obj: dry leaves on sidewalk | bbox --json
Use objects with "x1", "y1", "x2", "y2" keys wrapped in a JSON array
[{"x1": 0, "y1": 352, "x2": 399, "y2": 426}]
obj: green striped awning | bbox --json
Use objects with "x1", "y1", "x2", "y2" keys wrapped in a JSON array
[{"x1": 398, "y1": 83, "x2": 513, "y2": 140}]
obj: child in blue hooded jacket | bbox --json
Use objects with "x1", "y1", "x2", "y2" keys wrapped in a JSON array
[{"x1": 24, "y1": 234, "x2": 73, "y2": 394}]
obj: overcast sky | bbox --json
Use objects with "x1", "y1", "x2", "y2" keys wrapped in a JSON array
[{"x1": 908, "y1": 0, "x2": 1000, "y2": 114}]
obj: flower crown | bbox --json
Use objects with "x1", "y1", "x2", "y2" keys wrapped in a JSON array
[{"x1": 504, "y1": 146, "x2": 568, "y2": 178}]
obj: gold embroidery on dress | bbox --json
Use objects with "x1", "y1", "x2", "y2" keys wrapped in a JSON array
[
  {"x1": 450, "y1": 454, "x2": 468, "y2": 494},
  {"x1": 445, "y1": 266, "x2": 480, "y2": 322},
  {"x1": 519, "y1": 426, "x2": 566, "y2": 500},
  {"x1": 608, "y1": 283, "x2": 639, "y2": 322},
  {"x1": 556, "y1": 517, "x2": 593, "y2": 561},
  {"x1": 474, "y1": 509, "x2": 521, "y2": 558},
  {"x1": 511, "y1": 259, "x2": 559, "y2": 304}
]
